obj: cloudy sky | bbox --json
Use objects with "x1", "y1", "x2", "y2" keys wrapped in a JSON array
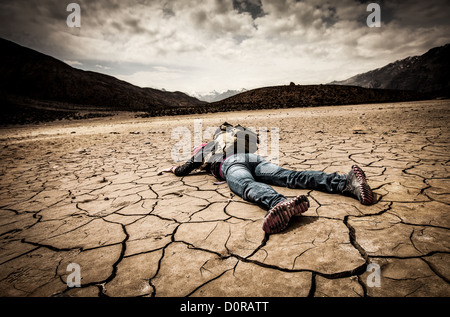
[{"x1": 1, "y1": 0, "x2": 449, "y2": 95}]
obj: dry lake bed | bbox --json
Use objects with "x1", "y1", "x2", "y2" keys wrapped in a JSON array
[{"x1": 0, "y1": 99, "x2": 449, "y2": 297}]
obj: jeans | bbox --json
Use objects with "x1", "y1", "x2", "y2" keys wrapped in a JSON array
[{"x1": 220, "y1": 153, "x2": 347, "y2": 211}]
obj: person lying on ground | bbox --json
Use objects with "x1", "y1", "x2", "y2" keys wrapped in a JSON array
[{"x1": 162, "y1": 124, "x2": 375, "y2": 234}]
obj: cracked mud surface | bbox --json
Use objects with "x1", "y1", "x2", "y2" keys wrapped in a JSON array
[{"x1": 0, "y1": 100, "x2": 449, "y2": 297}]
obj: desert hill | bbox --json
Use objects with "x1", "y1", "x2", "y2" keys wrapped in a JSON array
[
  {"x1": 0, "y1": 38, "x2": 205, "y2": 124},
  {"x1": 208, "y1": 83, "x2": 423, "y2": 113},
  {"x1": 330, "y1": 43, "x2": 450, "y2": 97},
  {"x1": 0, "y1": 37, "x2": 430, "y2": 125}
]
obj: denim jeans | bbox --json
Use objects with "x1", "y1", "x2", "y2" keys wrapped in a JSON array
[{"x1": 220, "y1": 153, "x2": 347, "y2": 211}]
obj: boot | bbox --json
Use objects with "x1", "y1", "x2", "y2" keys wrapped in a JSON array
[
  {"x1": 262, "y1": 195, "x2": 309, "y2": 234},
  {"x1": 342, "y1": 165, "x2": 375, "y2": 205}
]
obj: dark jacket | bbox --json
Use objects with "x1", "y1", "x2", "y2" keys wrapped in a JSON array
[
  {"x1": 174, "y1": 123, "x2": 259, "y2": 180},
  {"x1": 174, "y1": 140, "x2": 225, "y2": 179}
]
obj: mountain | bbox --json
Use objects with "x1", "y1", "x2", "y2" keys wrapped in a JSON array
[
  {"x1": 0, "y1": 38, "x2": 206, "y2": 124},
  {"x1": 0, "y1": 37, "x2": 432, "y2": 125},
  {"x1": 209, "y1": 84, "x2": 423, "y2": 112},
  {"x1": 193, "y1": 89, "x2": 247, "y2": 102},
  {"x1": 329, "y1": 44, "x2": 450, "y2": 97}
]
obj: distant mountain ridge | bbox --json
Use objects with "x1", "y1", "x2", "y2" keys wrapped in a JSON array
[
  {"x1": 329, "y1": 43, "x2": 450, "y2": 97},
  {"x1": 0, "y1": 37, "x2": 432, "y2": 125},
  {"x1": 0, "y1": 38, "x2": 206, "y2": 114},
  {"x1": 192, "y1": 89, "x2": 247, "y2": 102},
  {"x1": 209, "y1": 84, "x2": 423, "y2": 112}
]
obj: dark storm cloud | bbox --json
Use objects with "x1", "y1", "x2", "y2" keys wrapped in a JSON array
[
  {"x1": 123, "y1": 17, "x2": 147, "y2": 34},
  {"x1": 162, "y1": 2, "x2": 175, "y2": 17},
  {"x1": 1, "y1": 1, "x2": 449, "y2": 48},
  {"x1": 214, "y1": 0, "x2": 231, "y2": 14},
  {"x1": 233, "y1": 0, "x2": 265, "y2": 19},
  {"x1": 191, "y1": 10, "x2": 208, "y2": 27},
  {"x1": 0, "y1": 0, "x2": 449, "y2": 92},
  {"x1": 0, "y1": 0, "x2": 70, "y2": 56}
]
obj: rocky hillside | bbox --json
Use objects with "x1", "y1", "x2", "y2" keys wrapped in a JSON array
[
  {"x1": 0, "y1": 37, "x2": 432, "y2": 125},
  {"x1": 0, "y1": 38, "x2": 206, "y2": 124},
  {"x1": 208, "y1": 84, "x2": 423, "y2": 112},
  {"x1": 330, "y1": 43, "x2": 450, "y2": 97}
]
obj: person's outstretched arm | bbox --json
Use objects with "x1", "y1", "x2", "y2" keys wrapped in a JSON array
[
  {"x1": 162, "y1": 141, "x2": 215, "y2": 176},
  {"x1": 173, "y1": 155, "x2": 203, "y2": 176}
]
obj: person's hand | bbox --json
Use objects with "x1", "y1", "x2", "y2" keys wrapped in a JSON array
[{"x1": 160, "y1": 166, "x2": 176, "y2": 174}]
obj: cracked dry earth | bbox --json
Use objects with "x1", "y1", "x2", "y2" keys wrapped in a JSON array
[{"x1": 0, "y1": 99, "x2": 449, "y2": 297}]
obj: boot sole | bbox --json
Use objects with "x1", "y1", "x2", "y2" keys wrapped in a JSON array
[
  {"x1": 262, "y1": 195, "x2": 309, "y2": 234},
  {"x1": 352, "y1": 165, "x2": 374, "y2": 205}
]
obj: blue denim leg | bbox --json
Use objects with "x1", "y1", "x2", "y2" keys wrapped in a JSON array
[
  {"x1": 221, "y1": 154, "x2": 286, "y2": 210},
  {"x1": 221, "y1": 154, "x2": 347, "y2": 211},
  {"x1": 254, "y1": 160, "x2": 347, "y2": 193}
]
